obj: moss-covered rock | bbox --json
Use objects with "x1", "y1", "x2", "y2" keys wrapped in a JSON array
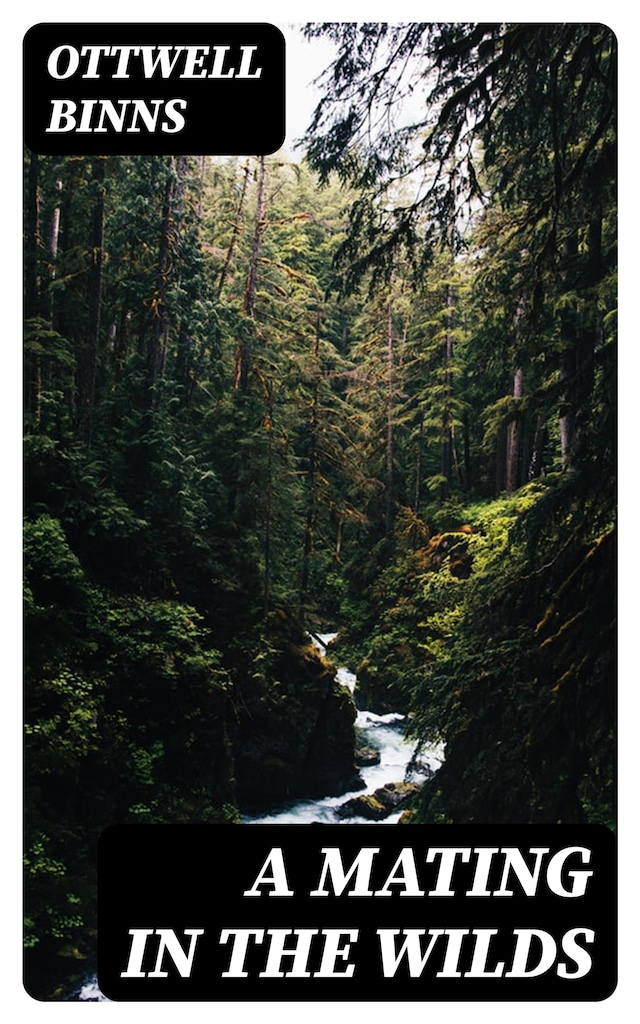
[
  {"x1": 354, "y1": 745, "x2": 381, "y2": 767},
  {"x1": 232, "y1": 610, "x2": 361, "y2": 812},
  {"x1": 336, "y1": 781, "x2": 421, "y2": 820}
]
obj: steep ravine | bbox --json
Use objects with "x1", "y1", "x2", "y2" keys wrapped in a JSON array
[
  {"x1": 243, "y1": 633, "x2": 443, "y2": 825},
  {"x1": 71, "y1": 633, "x2": 443, "y2": 1000}
]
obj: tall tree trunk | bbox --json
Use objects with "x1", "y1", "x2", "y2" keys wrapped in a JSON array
[
  {"x1": 174, "y1": 157, "x2": 206, "y2": 411},
  {"x1": 107, "y1": 302, "x2": 130, "y2": 432},
  {"x1": 299, "y1": 316, "x2": 321, "y2": 619},
  {"x1": 334, "y1": 514, "x2": 344, "y2": 563},
  {"x1": 234, "y1": 156, "x2": 267, "y2": 392},
  {"x1": 46, "y1": 177, "x2": 64, "y2": 429},
  {"x1": 24, "y1": 151, "x2": 42, "y2": 425},
  {"x1": 385, "y1": 302, "x2": 395, "y2": 537},
  {"x1": 77, "y1": 156, "x2": 106, "y2": 446},
  {"x1": 529, "y1": 412, "x2": 547, "y2": 479},
  {"x1": 559, "y1": 233, "x2": 579, "y2": 471},
  {"x1": 49, "y1": 181, "x2": 62, "y2": 268},
  {"x1": 24, "y1": 151, "x2": 41, "y2": 319},
  {"x1": 218, "y1": 159, "x2": 250, "y2": 300},
  {"x1": 462, "y1": 408, "x2": 472, "y2": 493},
  {"x1": 263, "y1": 383, "x2": 274, "y2": 618},
  {"x1": 196, "y1": 155, "x2": 206, "y2": 218},
  {"x1": 505, "y1": 365, "x2": 524, "y2": 493},
  {"x1": 575, "y1": 208, "x2": 602, "y2": 459},
  {"x1": 413, "y1": 409, "x2": 424, "y2": 515},
  {"x1": 440, "y1": 283, "x2": 454, "y2": 501},
  {"x1": 559, "y1": 359, "x2": 575, "y2": 472},
  {"x1": 145, "y1": 158, "x2": 176, "y2": 415}
]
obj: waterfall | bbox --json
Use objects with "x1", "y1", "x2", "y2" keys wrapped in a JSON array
[
  {"x1": 71, "y1": 632, "x2": 443, "y2": 1000},
  {"x1": 243, "y1": 632, "x2": 443, "y2": 825}
]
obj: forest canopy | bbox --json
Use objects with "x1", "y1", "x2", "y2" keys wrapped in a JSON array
[{"x1": 23, "y1": 21, "x2": 616, "y2": 997}]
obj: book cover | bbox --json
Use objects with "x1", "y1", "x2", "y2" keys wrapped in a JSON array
[{"x1": 14, "y1": 4, "x2": 626, "y2": 1020}]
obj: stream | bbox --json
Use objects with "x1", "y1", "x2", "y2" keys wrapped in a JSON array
[
  {"x1": 72, "y1": 632, "x2": 442, "y2": 999},
  {"x1": 243, "y1": 633, "x2": 443, "y2": 826}
]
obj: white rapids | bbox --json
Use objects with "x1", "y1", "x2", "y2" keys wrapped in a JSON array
[{"x1": 243, "y1": 632, "x2": 442, "y2": 825}]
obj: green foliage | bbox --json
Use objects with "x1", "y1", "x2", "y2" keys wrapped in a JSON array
[
  {"x1": 23, "y1": 32, "x2": 616, "y2": 985},
  {"x1": 23, "y1": 835, "x2": 84, "y2": 949},
  {"x1": 410, "y1": 485, "x2": 615, "y2": 825},
  {"x1": 23, "y1": 513, "x2": 236, "y2": 980},
  {"x1": 333, "y1": 476, "x2": 614, "y2": 827}
]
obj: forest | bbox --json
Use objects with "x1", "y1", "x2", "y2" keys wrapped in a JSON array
[{"x1": 23, "y1": 23, "x2": 616, "y2": 997}]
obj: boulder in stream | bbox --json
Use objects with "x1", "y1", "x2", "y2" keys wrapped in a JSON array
[
  {"x1": 354, "y1": 744, "x2": 381, "y2": 767},
  {"x1": 336, "y1": 780, "x2": 421, "y2": 820}
]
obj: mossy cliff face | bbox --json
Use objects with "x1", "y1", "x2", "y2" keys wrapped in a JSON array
[
  {"x1": 352, "y1": 529, "x2": 475, "y2": 715},
  {"x1": 231, "y1": 611, "x2": 360, "y2": 812}
]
